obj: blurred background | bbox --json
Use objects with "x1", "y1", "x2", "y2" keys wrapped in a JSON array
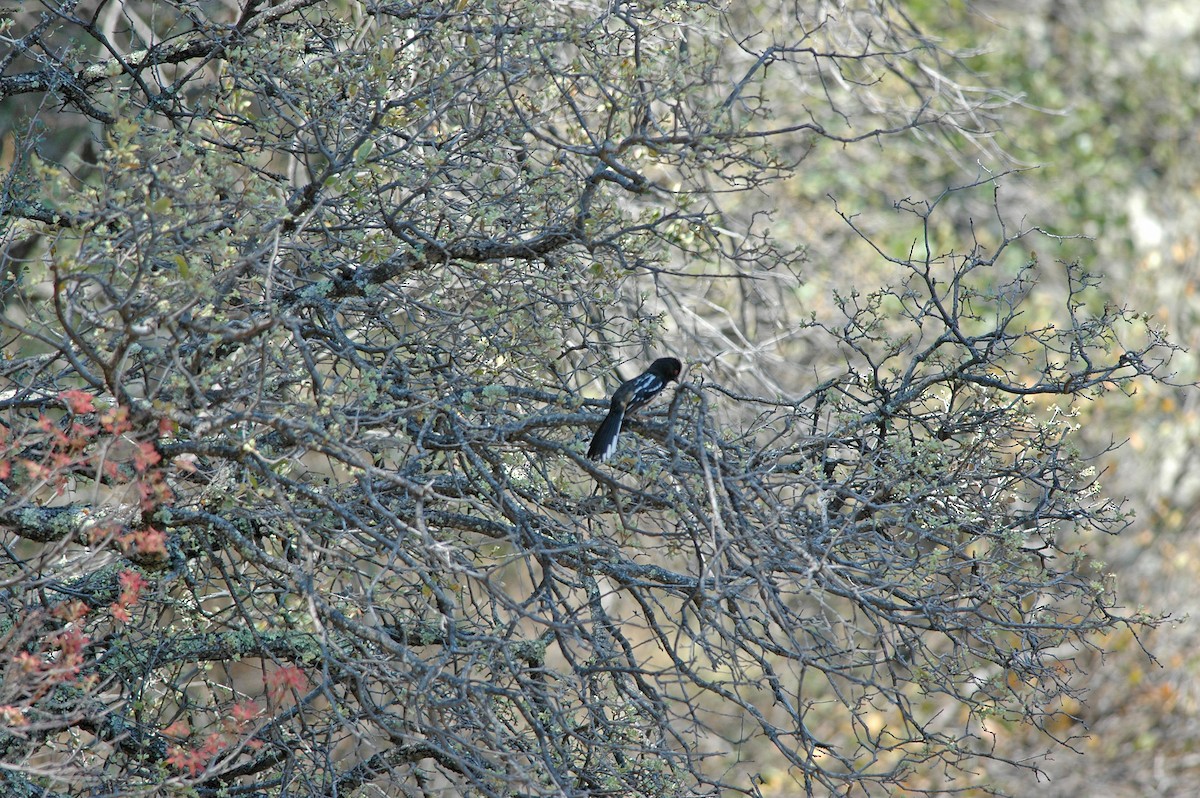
[{"x1": 771, "y1": 2, "x2": 1200, "y2": 793}]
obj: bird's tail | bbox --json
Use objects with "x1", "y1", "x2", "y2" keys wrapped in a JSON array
[{"x1": 587, "y1": 407, "x2": 625, "y2": 461}]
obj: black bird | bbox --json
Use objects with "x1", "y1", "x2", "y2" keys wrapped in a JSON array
[{"x1": 587, "y1": 357, "x2": 682, "y2": 461}]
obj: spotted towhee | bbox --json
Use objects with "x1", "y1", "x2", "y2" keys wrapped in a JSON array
[{"x1": 587, "y1": 357, "x2": 682, "y2": 461}]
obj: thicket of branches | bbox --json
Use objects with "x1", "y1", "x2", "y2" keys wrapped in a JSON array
[{"x1": 0, "y1": 1, "x2": 1175, "y2": 796}]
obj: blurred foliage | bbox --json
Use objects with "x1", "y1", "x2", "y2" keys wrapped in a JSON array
[{"x1": 790, "y1": 3, "x2": 1200, "y2": 794}]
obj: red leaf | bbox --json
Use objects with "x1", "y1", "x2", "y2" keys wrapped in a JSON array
[
  {"x1": 59, "y1": 389, "x2": 95, "y2": 414},
  {"x1": 133, "y1": 441, "x2": 161, "y2": 472}
]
